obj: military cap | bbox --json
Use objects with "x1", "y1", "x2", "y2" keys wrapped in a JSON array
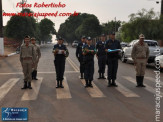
[
  {"x1": 139, "y1": 34, "x2": 145, "y2": 39},
  {"x1": 87, "y1": 37, "x2": 92, "y2": 40},
  {"x1": 31, "y1": 37, "x2": 36, "y2": 40},
  {"x1": 81, "y1": 36, "x2": 86, "y2": 39}
]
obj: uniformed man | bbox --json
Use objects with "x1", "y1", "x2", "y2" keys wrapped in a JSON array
[
  {"x1": 31, "y1": 37, "x2": 41, "y2": 80},
  {"x1": 76, "y1": 36, "x2": 86, "y2": 79},
  {"x1": 52, "y1": 37, "x2": 69, "y2": 88},
  {"x1": 82, "y1": 37, "x2": 96, "y2": 87},
  {"x1": 20, "y1": 36, "x2": 36, "y2": 89},
  {"x1": 96, "y1": 34, "x2": 107, "y2": 79},
  {"x1": 131, "y1": 34, "x2": 149, "y2": 87},
  {"x1": 105, "y1": 32, "x2": 121, "y2": 87}
]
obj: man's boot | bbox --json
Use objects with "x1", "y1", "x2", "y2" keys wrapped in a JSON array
[
  {"x1": 101, "y1": 73, "x2": 106, "y2": 79},
  {"x1": 21, "y1": 81, "x2": 27, "y2": 89},
  {"x1": 112, "y1": 79, "x2": 118, "y2": 87},
  {"x1": 85, "y1": 80, "x2": 89, "y2": 88},
  {"x1": 98, "y1": 73, "x2": 102, "y2": 79},
  {"x1": 34, "y1": 70, "x2": 38, "y2": 80},
  {"x1": 136, "y1": 76, "x2": 141, "y2": 87},
  {"x1": 32, "y1": 71, "x2": 34, "y2": 80},
  {"x1": 140, "y1": 76, "x2": 146, "y2": 87},
  {"x1": 28, "y1": 82, "x2": 32, "y2": 89},
  {"x1": 89, "y1": 80, "x2": 93, "y2": 87},
  {"x1": 60, "y1": 81, "x2": 64, "y2": 88},
  {"x1": 56, "y1": 81, "x2": 60, "y2": 88},
  {"x1": 107, "y1": 80, "x2": 112, "y2": 87},
  {"x1": 80, "y1": 73, "x2": 84, "y2": 79}
]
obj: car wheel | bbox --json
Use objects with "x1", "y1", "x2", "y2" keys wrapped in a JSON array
[{"x1": 121, "y1": 53, "x2": 127, "y2": 63}]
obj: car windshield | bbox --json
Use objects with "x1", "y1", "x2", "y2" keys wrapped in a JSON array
[{"x1": 145, "y1": 41, "x2": 158, "y2": 47}]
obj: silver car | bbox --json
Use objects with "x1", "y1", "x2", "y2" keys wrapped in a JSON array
[{"x1": 121, "y1": 40, "x2": 163, "y2": 63}]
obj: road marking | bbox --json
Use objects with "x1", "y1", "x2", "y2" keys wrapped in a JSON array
[
  {"x1": 105, "y1": 77, "x2": 139, "y2": 97},
  {"x1": 145, "y1": 77, "x2": 163, "y2": 86},
  {"x1": 80, "y1": 77, "x2": 106, "y2": 98},
  {"x1": 67, "y1": 57, "x2": 79, "y2": 72},
  {"x1": 0, "y1": 71, "x2": 79, "y2": 75},
  {"x1": 21, "y1": 77, "x2": 43, "y2": 101},
  {"x1": 123, "y1": 76, "x2": 163, "y2": 96},
  {"x1": 0, "y1": 78, "x2": 19, "y2": 101},
  {"x1": 56, "y1": 77, "x2": 72, "y2": 99}
]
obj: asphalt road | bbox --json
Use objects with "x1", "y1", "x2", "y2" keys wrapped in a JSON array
[{"x1": 0, "y1": 44, "x2": 162, "y2": 122}]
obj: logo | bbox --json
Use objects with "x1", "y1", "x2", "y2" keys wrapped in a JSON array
[{"x1": 2, "y1": 108, "x2": 28, "y2": 121}]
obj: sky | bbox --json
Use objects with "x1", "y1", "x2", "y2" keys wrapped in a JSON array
[{"x1": 2, "y1": 0, "x2": 161, "y2": 32}]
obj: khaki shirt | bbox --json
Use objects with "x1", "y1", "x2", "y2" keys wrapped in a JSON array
[
  {"x1": 20, "y1": 44, "x2": 36, "y2": 63},
  {"x1": 131, "y1": 42, "x2": 149, "y2": 61},
  {"x1": 33, "y1": 44, "x2": 41, "y2": 61}
]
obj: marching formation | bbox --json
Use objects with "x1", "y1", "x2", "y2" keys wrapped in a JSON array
[{"x1": 19, "y1": 33, "x2": 149, "y2": 90}]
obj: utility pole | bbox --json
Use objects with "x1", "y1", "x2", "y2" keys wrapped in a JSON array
[
  {"x1": 161, "y1": 0, "x2": 163, "y2": 16},
  {"x1": 0, "y1": 0, "x2": 4, "y2": 55}
]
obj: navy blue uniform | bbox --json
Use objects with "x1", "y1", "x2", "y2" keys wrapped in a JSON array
[
  {"x1": 105, "y1": 39, "x2": 121, "y2": 81},
  {"x1": 76, "y1": 42, "x2": 86, "y2": 75},
  {"x1": 96, "y1": 41, "x2": 106, "y2": 74},
  {"x1": 53, "y1": 44, "x2": 68, "y2": 82},
  {"x1": 83, "y1": 44, "x2": 96, "y2": 82}
]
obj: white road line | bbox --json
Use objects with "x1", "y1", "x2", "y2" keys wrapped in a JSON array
[
  {"x1": 67, "y1": 57, "x2": 79, "y2": 72},
  {"x1": 56, "y1": 77, "x2": 72, "y2": 99},
  {"x1": 0, "y1": 78, "x2": 19, "y2": 101},
  {"x1": 145, "y1": 77, "x2": 163, "y2": 86},
  {"x1": 0, "y1": 71, "x2": 79, "y2": 75},
  {"x1": 80, "y1": 77, "x2": 106, "y2": 98},
  {"x1": 123, "y1": 76, "x2": 163, "y2": 96},
  {"x1": 105, "y1": 77, "x2": 139, "y2": 97},
  {"x1": 21, "y1": 77, "x2": 43, "y2": 101}
]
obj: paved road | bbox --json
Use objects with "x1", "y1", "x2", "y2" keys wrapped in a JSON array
[{"x1": 0, "y1": 44, "x2": 162, "y2": 122}]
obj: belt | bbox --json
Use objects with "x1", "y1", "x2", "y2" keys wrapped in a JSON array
[
  {"x1": 23, "y1": 57, "x2": 32, "y2": 60},
  {"x1": 136, "y1": 57, "x2": 146, "y2": 59}
]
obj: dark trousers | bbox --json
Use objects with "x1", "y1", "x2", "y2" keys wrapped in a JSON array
[
  {"x1": 54, "y1": 58, "x2": 65, "y2": 81},
  {"x1": 98, "y1": 55, "x2": 106, "y2": 73},
  {"x1": 107, "y1": 58, "x2": 118, "y2": 80},
  {"x1": 79, "y1": 57, "x2": 85, "y2": 74},
  {"x1": 84, "y1": 60, "x2": 94, "y2": 81}
]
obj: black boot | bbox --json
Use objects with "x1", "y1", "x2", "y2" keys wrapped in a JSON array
[
  {"x1": 60, "y1": 81, "x2": 64, "y2": 88},
  {"x1": 112, "y1": 80, "x2": 118, "y2": 87},
  {"x1": 101, "y1": 73, "x2": 106, "y2": 79},
  {"x1": 89, "y1": 80, "x2": 93, "y2": 87},
  {"x1": 34, "y1": 70, "x2": 38, "y2": 80},
  {"x1": 80, "y1": 73, "x2": 84, "y2": 79},
  {"x1": 32, "y1": 71, "x2": 34, "y2": 80},
  {"x1": 98, "y1": 73, "x2": 102, "y2": 79},
  {"x1": 21, "y1": 81, "x2": 27, "y2": 89},
  {"x1": 140, "y1": 76, "x2": 146, "y2": 87},
  {"x1": 85, "y1": 80, "x2": 89, "y2": 88},
  {"x1": 136, "y1": 76, "x2": 141, "y2": 87},
  {"x1": 28, "y1": 82, "x2": 32, "y2": 89},
  {"x1": 56, "y1": 81, "x2": 60, "y2": 88},
  {"x1": 107, "y1": 80, "x2": 112, "y2": 87}
]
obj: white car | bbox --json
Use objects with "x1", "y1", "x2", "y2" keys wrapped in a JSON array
[
  {"x1": 121, "y1": 40, "x2": 163, "y2": 63},
  {"x1": 72, "y1": 41, "x2": 78, "y2": 47},
  {"x1": 155, "y1": 55, "x2": 163, "y2": 71}
]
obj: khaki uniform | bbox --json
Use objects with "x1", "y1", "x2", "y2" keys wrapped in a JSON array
[
  {"x1": 20, "y1": 44, "x2": 36, "y2": 82},
  {"x1": 33, "y1": 44, "x2": 41, "y2": 70},
  {"x1": 131, "y1": 42, "x2": 149, "y2": 76}
]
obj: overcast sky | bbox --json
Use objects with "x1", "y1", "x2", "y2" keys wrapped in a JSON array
[{"x1": 2, "y1": 0, "x2": 161, "y2": 31}]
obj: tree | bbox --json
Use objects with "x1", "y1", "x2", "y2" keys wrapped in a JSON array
[
  {"x1": 75, "y1": 15, "x2": 101, "y2": 38},
  {"x1": 58, "y1": 13, "x2": 101, "y2": 43},
  {"x1": 4, "y1": 9, "x2": 37, "y2": 41},
  {"x1": 101, "y1": 20, "x2": 121, "y2": 35},
  {"x1": 121, "y1": 8, "x2": 162, "y2": 42},
  {"x1": 39, "y1": 18, "x2": 56, "y2": 43}
]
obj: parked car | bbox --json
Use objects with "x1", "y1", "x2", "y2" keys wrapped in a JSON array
[
  {"x1": 155, "y1": 55, "x2": 163, "y2": 71},
  {"x1": 72, "y1": 40, "x2": 78, "y2": 47},
  {"x1": 121, "y1": 40, "x2": 163, "y2": 63}
]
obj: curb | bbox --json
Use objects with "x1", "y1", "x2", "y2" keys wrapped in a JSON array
[{"x1": 0, "y1": 52, "x2": 17, "y2": 57}]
